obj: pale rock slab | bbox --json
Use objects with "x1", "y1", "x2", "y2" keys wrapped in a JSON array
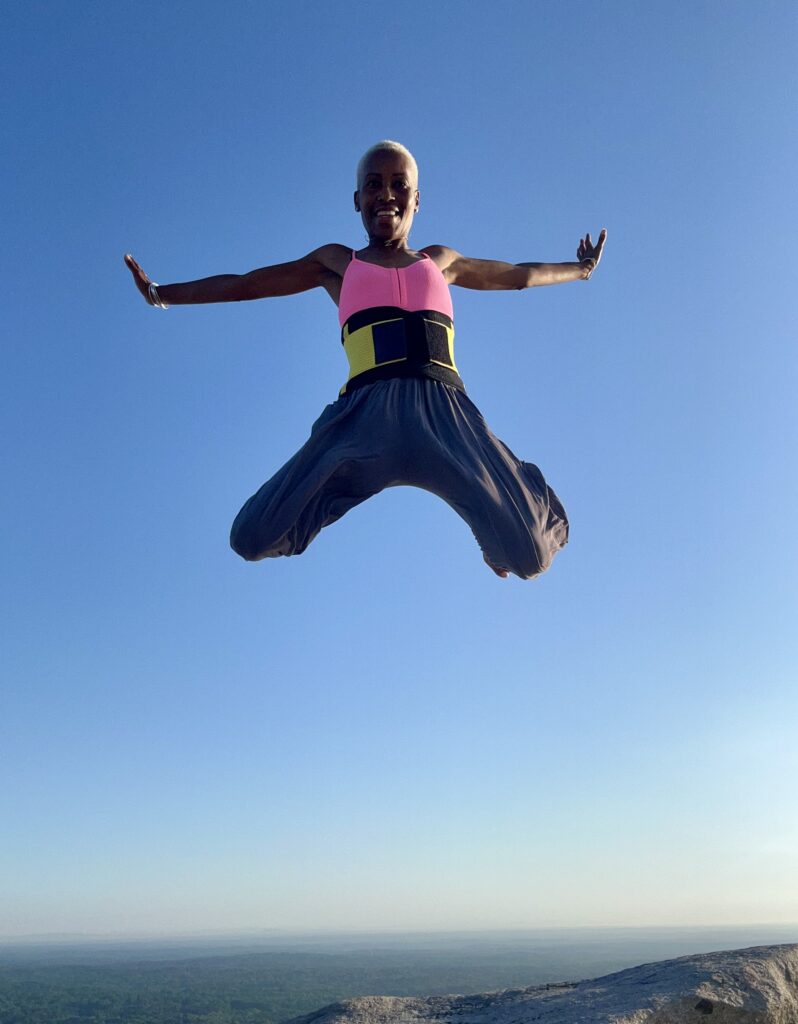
[{"x1": 285, "y1": 943, "x2": 798, "y2": 1024}]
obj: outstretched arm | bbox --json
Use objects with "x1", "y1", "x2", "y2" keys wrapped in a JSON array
[
  {"x1": 123, "y1": 245, "x2": 348, "y2": 306},
  {"x1": 427, "y1": 230, "x2": 607, "y2": 290}
]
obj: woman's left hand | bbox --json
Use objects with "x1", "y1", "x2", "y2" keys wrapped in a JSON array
[{"x1": 577, "y1": 229, "x2": 607, "y2": 277}]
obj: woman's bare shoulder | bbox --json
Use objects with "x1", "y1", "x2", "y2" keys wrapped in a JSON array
[
  {"x1": 309, "y1": 243, "x2": 352, "y2": 277},
  {"x1": 420, "y1": 245, "x2": 460, "y2": 270}
]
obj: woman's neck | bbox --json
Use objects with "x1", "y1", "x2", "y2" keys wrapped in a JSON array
[{"x1": 364, "y1": 236, "x2": 412, "y2": 253}]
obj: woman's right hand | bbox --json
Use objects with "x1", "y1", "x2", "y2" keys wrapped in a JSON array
[
  {"x1": 122, "y1": 245, "x2": 350, "y2": 307},
  {"x1": 124, "y1": 253, "x2": 155, "y2": 304}
]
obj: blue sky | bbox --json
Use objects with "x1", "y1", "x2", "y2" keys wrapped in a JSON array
[{"x1": 2, "y1": 0, "x2": 796, "y2": 938}]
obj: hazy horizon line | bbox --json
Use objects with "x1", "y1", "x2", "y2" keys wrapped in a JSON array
[{"x1": 2, "y1": 922, "x2": 797, "y2": 947}]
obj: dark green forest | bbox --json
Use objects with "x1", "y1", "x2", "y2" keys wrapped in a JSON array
[
  {"x1": 3, "y1": 927, "x2": 795, "y2": 1024},
  {"x1": 0, "y1": 947, "x2": 577, "y2": 1024}
]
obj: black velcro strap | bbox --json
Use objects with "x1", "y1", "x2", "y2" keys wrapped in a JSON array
[{"x1": 343, "y1": 361, "x2": 465, "y2": 395}]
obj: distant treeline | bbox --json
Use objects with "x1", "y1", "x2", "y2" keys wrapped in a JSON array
[
  {"x1": 0, "y1": 947, "x2": 580, "y2": 1024},
  {"x1": 3, "y1": 928, "x2": 796, "y2": 1024}
]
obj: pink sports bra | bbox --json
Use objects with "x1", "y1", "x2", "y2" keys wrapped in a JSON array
[{"x1": 338, "y1": 252, "x2": 453, "y2": 327}]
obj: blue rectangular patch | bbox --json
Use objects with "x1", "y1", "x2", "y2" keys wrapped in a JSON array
[{"x1": 372, "y1": 320, "x2": 408, "y2": 365}]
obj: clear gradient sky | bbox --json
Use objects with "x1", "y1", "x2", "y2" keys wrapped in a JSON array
[{"x1": 2, "y1": 1, "x2": 796, "y2": 938}]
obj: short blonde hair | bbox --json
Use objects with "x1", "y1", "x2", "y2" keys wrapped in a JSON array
[{"x1": 356, "y1": 141, "x2": 419, "y2": 189}]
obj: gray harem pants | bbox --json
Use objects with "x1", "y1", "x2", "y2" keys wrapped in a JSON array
[{"x1": 230, "y1": 377, "x2": 568, "y2": 580}]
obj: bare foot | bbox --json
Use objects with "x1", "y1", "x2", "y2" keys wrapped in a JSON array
[{"x1": 483, "y1": 554, "x2": 509, "y2": 578}]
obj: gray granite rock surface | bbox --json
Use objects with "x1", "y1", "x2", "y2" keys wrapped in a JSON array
[{"x1": 285, "y1": 944, "x2": 798, "y2": 1024}]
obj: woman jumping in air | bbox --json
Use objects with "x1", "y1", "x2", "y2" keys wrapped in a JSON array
[{"x1": 125, "y1": 141, "x2": 606, "y2": 579}]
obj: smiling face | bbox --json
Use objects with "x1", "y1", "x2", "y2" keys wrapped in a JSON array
[{"x1": 354, "y1": 149, "x2": 420, "y2": 245}]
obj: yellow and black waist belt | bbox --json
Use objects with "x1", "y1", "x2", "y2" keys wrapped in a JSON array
[{"x1": 340, "y1": 306, "x2": 464, "y2": 396}]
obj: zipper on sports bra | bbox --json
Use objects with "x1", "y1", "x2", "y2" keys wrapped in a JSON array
[{"x1": 395, "y1": 267, "x2": 404, "y2": 307}]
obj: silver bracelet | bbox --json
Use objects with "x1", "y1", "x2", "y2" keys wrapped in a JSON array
[{"x1": 148, "y1": 282, "x2": 169, "y2": 309}]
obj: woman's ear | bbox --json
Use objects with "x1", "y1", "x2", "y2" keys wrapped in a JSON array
[{"x1": 353, "y1": 190, "x2": 360, "y2": 212}]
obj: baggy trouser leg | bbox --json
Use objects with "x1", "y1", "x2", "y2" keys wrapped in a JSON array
[
  {"x1": 230, "y1": 393, "x2": 401, "y2": 562},
  {"x1": 405, "y1": 387, "x2": 569, "y2": 580},
  {"x1": 230, "y1": 456, "x2": 389, "y2": 561}
]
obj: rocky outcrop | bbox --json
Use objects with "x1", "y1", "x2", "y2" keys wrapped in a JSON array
[{"x1": 285, "y1": 944, "x2": 798, "y2": 1024}]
